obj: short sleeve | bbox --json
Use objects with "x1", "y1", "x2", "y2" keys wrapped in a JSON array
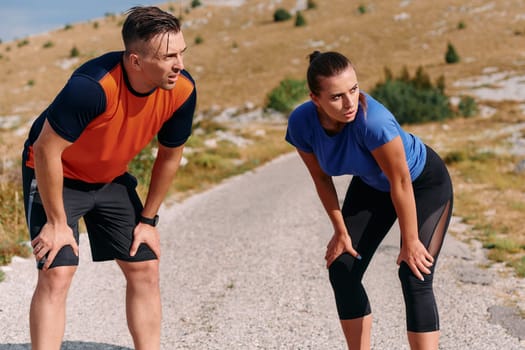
[
  {"x1": 285, "y1": 102, "x2": 314, "y2": 153},
  {"x1": 46, "y1": 74, "x2": 106, "y2": 142},
  {"x1": 361, "y1": 96, "x2": 400, "y2": 151},
  {"x1": 158, "y1": 71, "x2": 196, "y2": 147}
]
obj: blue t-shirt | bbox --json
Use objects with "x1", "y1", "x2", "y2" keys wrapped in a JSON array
[{"x1": 285, "y1": 93, "x2": 426, "y2": 192}]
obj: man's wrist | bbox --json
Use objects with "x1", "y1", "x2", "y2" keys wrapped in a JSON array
[{"x1": 139, "y1": 214, "x2": 159, "y2": 227}]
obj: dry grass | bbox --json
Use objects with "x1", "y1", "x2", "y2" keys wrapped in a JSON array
[{"x1": 0, "y1": 0, "x2": 524, "y2": 273}]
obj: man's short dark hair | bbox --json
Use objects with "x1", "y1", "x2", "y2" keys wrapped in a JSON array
[{"x1": 122, "y1": 6, "x2": 181, "y2": 53}]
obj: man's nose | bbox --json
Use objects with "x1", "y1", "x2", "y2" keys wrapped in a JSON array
[{"x1": 174, "y1": 57, "x2": 184, "y2": 71}]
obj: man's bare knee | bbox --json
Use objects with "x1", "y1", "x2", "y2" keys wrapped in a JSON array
[
  {"x1": 117, "y1": 259, "x2": 159, "y2": 287},
  {"x1": 35, "y1": 266, "x2": 76, "y2": 300}
]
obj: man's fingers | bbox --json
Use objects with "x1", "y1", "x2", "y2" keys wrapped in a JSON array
[
  {"x1": 129, "y1": 240, "x2": 140, "y2": 257},
  {"x1": 70, "y1": 240, "x2": 80, "y2": 256},
  {"x1": 43, "y1": 251, "x2": 58, "y2": 271}
]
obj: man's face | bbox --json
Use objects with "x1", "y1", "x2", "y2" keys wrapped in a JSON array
[{"x1": 137, "y1": 30, "x2": 187, "y2": 91}]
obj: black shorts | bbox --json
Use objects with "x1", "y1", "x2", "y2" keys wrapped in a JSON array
[{"x1": 22, "y1": 160, "x2": 157, "y2": 269}]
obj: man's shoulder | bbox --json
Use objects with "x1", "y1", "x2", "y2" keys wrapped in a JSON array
[
  {"x1": 74, "y1": 51, "x2": 124, "y2": 82},
  {"x1": 176, "y1": 70, "x2": 196, "y2": 94}
]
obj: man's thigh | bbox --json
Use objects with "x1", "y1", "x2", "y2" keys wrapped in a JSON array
[{"x1": 83, "y1": 174, "x2": 157, "y2": 262}]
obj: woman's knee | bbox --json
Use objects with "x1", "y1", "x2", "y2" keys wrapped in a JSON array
[
  {"x1": 398, "y1": 263, "x2": 439, "y2": 332},
  {"x1": 398, "y1": 262, "x2": 434, "y2": 291},
  {"x1": 328, "y1": 253, "x2": 362, "y2": 288},
  {"x1": 329, "y1": 253, "x2": 370, "y2": 319}
]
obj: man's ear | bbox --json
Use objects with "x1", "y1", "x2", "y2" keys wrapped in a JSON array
[{"x1": 128, "y1": 53, "x2": 142, "y2": 71}]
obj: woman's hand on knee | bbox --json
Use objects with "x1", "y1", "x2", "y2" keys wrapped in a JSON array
[
  {"x1": 397, "y1": 239, "x2": 434, "y2": 281},
  {"x1": 325, "y1": 231, "x2": 361, "y2": 268}
]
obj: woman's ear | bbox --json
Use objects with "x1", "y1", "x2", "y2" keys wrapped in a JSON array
[{"x1": 310, "y1": 92, "x2": 320, "y2": 107}]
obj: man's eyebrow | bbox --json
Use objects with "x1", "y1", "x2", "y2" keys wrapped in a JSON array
[{"x1": 166, "y1": 46, "x2": 187, "y2": 57}]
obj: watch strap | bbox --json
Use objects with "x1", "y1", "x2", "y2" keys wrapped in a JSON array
[{"x1": 139, "y1": 214, "x2": 159, "y2": 227}]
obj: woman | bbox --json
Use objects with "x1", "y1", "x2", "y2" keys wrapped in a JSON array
[{"x1": 286, "y1": 51, "x2": 453, "y2": 350}]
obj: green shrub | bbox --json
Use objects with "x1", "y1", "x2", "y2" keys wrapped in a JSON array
[
  {"x1": 443, "y1": 150, "x2": 466, "y2": 165},
  {"x1": 458, "y1": 95, "x2": 478, "y2": 117},
  {"x1": 370, "y1": 66, "x2": 453, "y2": 124},
  {"x1": 273, "y1": 8, "x2": 292, "y2": 22},
  {"x1": 194, "y1": 35, "x2": 204, "y2": 45},
  {"x1": 457, "y1": 21, "x2": 466, "y2": 30},
  {"x1": 266, "y1": 78, "x2": 309, "y2": 113},
  {"x1": 43, "y1": 41, "x2": 54, "y2": 49},
  {"x1": 93, "y1": 21, "x2": 99, "y2": 29},
  {"x1": 307, "y1": 0, "x2": 317, "y2": 9},
  {"x1": 17, "y1": 39, "x2": 29, "y2": 48},
  {"x1": 358, "y1": 4, "x2": 367, "y2": 14},
  {"x1": 295, "y1": 11, "x2": 307, "y2": 27},
  {"x1": 191, "y1": 0, "x2": 202, "y2": 8},
  {"x1": 70, "y1": 46, "x2": 80, "y2": 58},
  {"x1": 64, "y1": 24, "x2": 73, "y2": 31},
  {"x1": 129, "y1": 142, "x2": 156, "y2": 187},
  {"x1": 445, "y1": 42, "x2": 460, "y2": 64}
]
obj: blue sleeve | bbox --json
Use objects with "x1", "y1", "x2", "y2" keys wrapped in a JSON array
[
  {"x1": 158, "y1": 70, "x2": 196, "y2": 147},
  {"x1": 285, "y1": 103, "x2": 314, "y2": 153},
  {"x1": 361, "y1": 95, "x2": 400, "y2": 151},
  {"x1": 46, "y1": 74, "x2": 106, "y2": 142}
]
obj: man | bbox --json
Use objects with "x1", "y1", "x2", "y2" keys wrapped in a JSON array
[{"x1": 21, "y1": 6, "x2": 196, "y2": 349}]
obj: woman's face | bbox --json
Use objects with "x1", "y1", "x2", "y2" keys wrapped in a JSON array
[{"x1": 310, "y1": 66, "x2": 360, "y2": 124}]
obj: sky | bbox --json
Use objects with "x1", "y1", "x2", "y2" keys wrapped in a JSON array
[{"x1": 0, "y1": 0, "x2": 168, "y2": 42}]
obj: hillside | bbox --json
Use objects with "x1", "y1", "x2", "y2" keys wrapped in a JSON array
[{"x1": 0, "y1": 0, "x2": 524, "y2": 277}]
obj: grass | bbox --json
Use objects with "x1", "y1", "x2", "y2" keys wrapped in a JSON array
[{"x1": 0, "y1": 0, "x2": 524, "y2": 279}]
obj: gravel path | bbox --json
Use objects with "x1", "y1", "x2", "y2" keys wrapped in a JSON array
[{"x1": 0, "y1": 152, "x2": 524, "y2": 349}]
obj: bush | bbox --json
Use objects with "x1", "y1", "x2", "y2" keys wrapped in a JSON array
[
  {"x1": 370, "y1": 66, "x2": 453, "y2": 124},
  {"x1": 266, "y1": 78, "x2": 309, "y2": 113},
  {"x1": 191, "y1": 0, "x2": 202, "y2": 8},
  {"x1": 194, "y1": 35, "x2": 204, "y2": 45},
  {"x1": 43, "y1": 41, "x2": 54, "y2": 49},
  {"x1": 307, "y1": 0, "x2": 317, "y2": 9},
  {"x1": 273, "y1": 8, "x2": 292, "y2": 22},
  {"x1": 17, "y1": 39, "x2": 29, "y2": 48},
  {"x1": 445, "y1": 42, "x2": 460, "y2": 64},
  {"x1": 358, "y1": 4, "x2": 367, "y2": 14},
  {"x1": 70, "y1": 46, "x2": 80, "y2": 58},
  {"x1": 295, "y1": 11, "x2": 307, "y2": 27},
  {"x1": 458, "y1": 95, "x2": 478, "y2": 117}
]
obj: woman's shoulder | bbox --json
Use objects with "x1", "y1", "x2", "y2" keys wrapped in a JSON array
[
  {"x1": 289, "y1": 100, "x2": 316, "y2": 117},
  {"x1": 362, "y1": 93, "x2": 392, "y2": 117},
  {"x1": 288, "y1": 100, "x2": 317, "y2": 127}
]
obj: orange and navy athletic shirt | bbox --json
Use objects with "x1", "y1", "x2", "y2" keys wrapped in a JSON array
[{"x1": 24, "y1": 51, "x2": 196, "y2": 184}]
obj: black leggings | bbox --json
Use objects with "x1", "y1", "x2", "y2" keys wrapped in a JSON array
[{"x1": 328, "y1": 146, "x2": 453, "y2": 333}]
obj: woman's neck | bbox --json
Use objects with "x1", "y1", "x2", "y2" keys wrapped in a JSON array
[{"x1": 317, "y1": 109, "x2": 345, "y2": 135}]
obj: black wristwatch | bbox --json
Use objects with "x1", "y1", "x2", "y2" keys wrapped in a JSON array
[{"x1": 139, "y1": 214, "x2": 159, "y2": 227}]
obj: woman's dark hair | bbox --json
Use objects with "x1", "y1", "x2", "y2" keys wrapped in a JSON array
[
  {"x1": 307, "y1": 51, "x2": 367, "y2": 112},
  {"x1": 122, "y1": 6, "x2": 181, "y2": 54},
  {"x1": 307, "y1": 51, "x2": 353, "y2": 95}
]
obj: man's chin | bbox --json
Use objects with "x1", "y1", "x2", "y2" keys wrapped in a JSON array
[{"x1": 161, "y1": 82, "x2": 177, "y2": 90}]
